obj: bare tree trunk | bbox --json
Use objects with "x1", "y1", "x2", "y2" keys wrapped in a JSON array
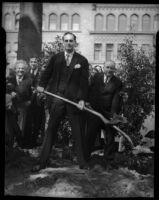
[{"x1": 17, "y1": 2, "x2": 42, "y2": 62}]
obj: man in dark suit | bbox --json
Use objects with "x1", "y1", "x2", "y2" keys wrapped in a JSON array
[
  {"x1": 85, "y1": 60, "x2": 123, "y2": 165},
  {"x1": 32, "y1": 32, "x2": 89, "y2": 172},
  {"x1": 6, "y1": 60, "x2": 33, "y2": 148},
  {"x1": 27, "y1": 57, "x2": 45, "y2": 147}
]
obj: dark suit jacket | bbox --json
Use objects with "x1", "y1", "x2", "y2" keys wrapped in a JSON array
[
  {"x1": 88, "y1": 72, "x2": 122, "y2": 118},
  {"x1": 39, "y1": 51, "x2": 89, "y2": 108},
  {"x1": 6, "y1": 73, "x2": 32, "y2": 107},
  {"x1": 29, "y1": 68, "x2": 41, "y2": 88}
]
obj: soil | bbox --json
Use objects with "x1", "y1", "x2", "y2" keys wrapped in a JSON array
[{"x1": 4, "y1": 146, "x2": 154, "y2": 198}]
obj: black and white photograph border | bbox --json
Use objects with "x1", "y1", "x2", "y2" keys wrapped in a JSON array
[{"x1": 3, "y1": 1, "x2": 157, "y2": 198}]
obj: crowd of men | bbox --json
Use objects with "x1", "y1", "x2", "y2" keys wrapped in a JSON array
[{"x1": 5, "y1": 31, "x2": 123, "y2": 172}]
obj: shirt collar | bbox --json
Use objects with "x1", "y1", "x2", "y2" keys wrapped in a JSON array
[
  {"x1": 104, "y1": 74, "x2": 113, "y2": 83},
  {"x1": 16, "y1": 75, "x2": 24, "y2": 84},
  {"x1": 16, "y1": 75, "x2": 23, "y2": 80},
  {"x1": 65, "y1": 51, "x2": 74, "y2": 59},
  {"x1": 31, "y1": 68, "x2": 38, "y2": 75}
]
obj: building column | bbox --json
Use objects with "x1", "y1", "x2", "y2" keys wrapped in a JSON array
[
  {"x1": 57, "y1": 14, "x2": 60, "y2": 30},
  {"x1": 138, "y1": 14, "x2": 142, "y2": 31},
  {"x1": 45, "y1": 13, "x2": 49, "y2": 30},
  {"x1": 127, "y1": 14, "x2": 130, "y2": 31},
  {"x1": 103, "y1": 14, "x2": 106, "y2": 31},
  {"x1": 150, "y1": 15, "x2": 154, "y2": 31},
  {"x1": 115, "y1": 14, "x2": 118, "y2": 31}
]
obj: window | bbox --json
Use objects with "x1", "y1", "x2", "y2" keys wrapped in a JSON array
[
  {"x1": 106, "y1": 44, "x2": 114, "y2": 61},
  {"x1": 118, "y1": 14, "x2": 127, "y2": 31},
  {"x1": 106, "y1": 14, "x2": 115, "y2": 31},
  {"x1": 94, "y1": 43, "x2": 102, "y2": 60},
  {"x1": 49, "y1": 13, "x2": 57, "y2": 30},
  {"x1": 95, "y1": 14, "x2": 104, "y2": 31},
  {"x1": 72, "y1": 14, "x2": 80, "y2": 31},
  {"x1": 142, "y1": 14, "x2": 151, "y2": 31},
  {"x1": 15, "y1": 13, "x2": 20, "y2": 30},
  {"x1": 117, "y1": 43, "x2": 124, "y2": 59},
  {"x1": 130, "y1": 14, "x2": 139, "y2": 31},
  {"x1": 142, "y1": 44, "x2": 150, "y2": 52},
  {"x1": 60, "y1": 14, "x2": 69, "y2": 30},
  {"x1": 42, "y1": 14, "x2": 46, "y2": 30},
  {"x1": 4, "y1": 13, "x2": 12, "y2": 30},
  {"x1": 154, "y1": 14, "x2": 159, "y2": 31}
]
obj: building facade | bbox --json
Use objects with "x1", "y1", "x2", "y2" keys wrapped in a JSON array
[{"x1": 2, "y1": 3, "x2": 159, "y2": 68}]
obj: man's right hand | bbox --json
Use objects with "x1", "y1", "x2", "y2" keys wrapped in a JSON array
[
  {"x1": 37, "y1": 86, "x2": 44, "y2": 93},
  {"x1": 36, "y1": 86, "x2": 45, "y2": 99}
]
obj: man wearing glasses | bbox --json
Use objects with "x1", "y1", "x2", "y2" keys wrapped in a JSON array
[{"x1": 32, "y1": 32, "x2": 89, "y2": 172}]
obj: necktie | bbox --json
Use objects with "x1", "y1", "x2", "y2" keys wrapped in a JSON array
[
  {"x1": 18, "y1": 78, "x2": 22, "y2": 85},
  {"x1": 104, "y1": 75, "x2": 108, "y2": 84},
  {"x1": 66, "y1": 54, "x2": 70, "y2": 66}
]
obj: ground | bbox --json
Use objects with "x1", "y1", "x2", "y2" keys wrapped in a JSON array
[{"x1": 4, "y1": 146, "x2": 154, "y2": 198}]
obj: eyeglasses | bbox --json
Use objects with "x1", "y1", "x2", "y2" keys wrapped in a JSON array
[{"x1": 64, "y1": 40, "x2": 74, "y2": 42}]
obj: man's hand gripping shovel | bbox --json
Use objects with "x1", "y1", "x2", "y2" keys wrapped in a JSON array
[{"x1": 36, "y1": 87, "x2": 134, "y2": 148}]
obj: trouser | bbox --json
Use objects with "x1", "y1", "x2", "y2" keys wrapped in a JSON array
[
  {"x1": 29, "y1": 101, "x2": 45, "y2": 145},
  {"x1": 5, "y1": 109, "x2": 21, "y2": 147},
  {"x1": 18, "y1": 104, "x2": 32, "y2": 147},
  {"x1": 85, "y1": 113, "x2": 116, "y2": 162},
  {"x1": 38, "y1": 99, "x2": 86, "y2": 166}
]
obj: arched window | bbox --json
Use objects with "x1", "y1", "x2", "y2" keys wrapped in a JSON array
[
  {"x1": 42, "y1": 14, "x2": 46, "y2": 30},
  {"x1": 15, "y1": 13, "x2": 20, "y2": 30},
  {"x1": 49, "y1": 13, "x2": 57, "y2": 30},
  {"x1": 130, "y1": 14, "x2": 139, "y2": 31},
  {"x1": 72, "y1": 14, "x2": 80, "y2": 31},
  {"x1": 118, "y1": 14, "x2": 127, "y2": 31},
  {"x1": 95, "y1": 14, "x2": 104, "y2": 31},
  {"x1": 4, "y1": 13, "x2": 12, "y2": 30},
  {"x1": 142, "y1": 14, "x2": 151, "y2": 31},
  {"x1": 106, "y1": 14, "x2": 115, "y2": 31},
  {"x1": 154, "y1": 14, "x2": 159, "y2": 31},
  {"x1": 60, "y1": 13, "x2": 69, "y2": 30}
]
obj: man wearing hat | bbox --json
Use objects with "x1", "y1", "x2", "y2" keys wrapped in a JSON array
[{"x1": 85, "y1": 60, "x2": 123, "y2": 167}]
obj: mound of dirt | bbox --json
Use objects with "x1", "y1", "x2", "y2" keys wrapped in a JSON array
[{"x1": 4, "y1": 147, "x2": 154, "y2": 197}]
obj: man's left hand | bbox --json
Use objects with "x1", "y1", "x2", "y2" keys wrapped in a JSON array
[{"x1": 77, "y1": 100, "x2": 85, "y2": 110}]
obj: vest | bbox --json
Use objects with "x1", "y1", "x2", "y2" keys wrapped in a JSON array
[{"x1": 58, "y1": 64, "x2": 71, "y2": 94}]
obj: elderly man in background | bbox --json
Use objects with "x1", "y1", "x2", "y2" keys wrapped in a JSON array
[
  {"x1": 85, "y1": 60, "x2": 123, "y2": 168},
  {"x1": 6, "y1": 60, "x2": 33, "y2": 148}
]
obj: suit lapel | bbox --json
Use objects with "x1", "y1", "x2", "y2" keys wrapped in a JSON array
[
  {"x1": 58, "y1": 52, "x2": 66, "y2": 76},
  {"x1": 100, "y1": 73, "x2": 105, "y2": 86}
]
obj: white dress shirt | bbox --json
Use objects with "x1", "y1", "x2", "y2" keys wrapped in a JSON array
[
  {"x1": 16, "y1": 76, "x2": 24, "y2": 85},
  {"x1": 65, "y1": 51, "x2": 74, "y2": 66},
  {"x1": 104, "y1": 74, "x2": 112, "y2": 84}
]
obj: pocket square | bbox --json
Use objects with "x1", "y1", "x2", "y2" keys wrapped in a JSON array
[{"x1": 74, "y1": 64, "x2": 81, "y2": 69}]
